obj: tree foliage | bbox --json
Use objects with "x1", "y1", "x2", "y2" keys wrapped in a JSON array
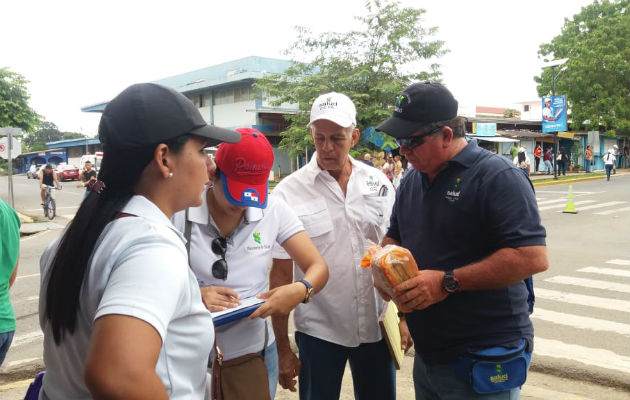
[
  {"x1": 535, "y1": 0, "x2": 630, "y2": 134},
  {"x1": 23, "y1": 120, "x2": 86, "y2": 151},
  {"x1": 0, "y1": 68, "x2": 41, "y2": 133},
  {"x1": 254, "y1": 0, "x2": 447, "y2": 157}
]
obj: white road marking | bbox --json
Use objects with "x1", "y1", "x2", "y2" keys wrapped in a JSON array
[
  {"x1": 11, "y1": 295, "x2": 39, "y2": 305},
  {"x1": 578, "y1": 267, "x2": 630, "y2": 278},
  {"x1": 606, "y1": 259, "x2": 630, "y2": 266},
  {"x1": 11, "y1": 331, "x2": 43, "y2": 347},
  {"x1": 536, "y1": 198, "x2": 567, "y2": 206},
  {"x1": 532, "y1": 308, "x2": 630, "y2": 336},
  {"x1": 594, "y1": 206, "x2": 630, "y2": 215},
  {"x1": 26, "y1": 206, "x2": 78, "y2": 211},
  {"x1": 535, "y1": 288, "x2": 630, "y2": 312},
  {"x1": 538, "y1": 200, "x2": 596, "y2": 211},
  {"x1": 16, "y1": 273, "x2": 40, "y2": 280},
  {"x1": 559, "y1": 201, "x2": 626, "y2": 212},
  {"x1": 544, "y1": 276, "x2": 630, "y2": 293},
  {"x1": 534, "y1": 337, "x2": 630, "y2": 374}
]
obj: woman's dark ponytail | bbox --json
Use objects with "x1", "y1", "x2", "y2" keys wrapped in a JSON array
[{"x1": 44, "y1": 136, "x2": 191, "y2": 344}]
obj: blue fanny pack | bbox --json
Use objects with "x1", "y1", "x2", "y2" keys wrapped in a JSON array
[{"x1": 449, "y1": 338, "x2": 532, "y2": 394}]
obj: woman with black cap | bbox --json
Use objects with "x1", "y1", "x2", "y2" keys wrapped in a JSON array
[{"x1": 37, "y1": 83, "x2": 240, "y2": 399}]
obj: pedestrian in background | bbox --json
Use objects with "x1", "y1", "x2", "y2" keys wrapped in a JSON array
[
  {"x1": 77, "y1": 160, "x2": 97, "y2": 199},
  {"x1": 509, "y1": 142, "x2": 519, "y2": 160},
  {"x1": 543, "y1": 147, "x2": 553, "y2": 175},
  {"x1": 0, "y1": 199, "x2": 20, "y2": 368},
  {"x1": 377, "y1": 81, "x2": 548, "y2": 399},
  {"x1": 38, "y1": 83, "x2": 240, "y2": 399},
  {"x1": 557, "y1": 148, "x2": 568, "y2": 176},
  {"x1": 533, "y1": 144, "x2": 542, "y2": 173},
  {"x1": 603, "y1": 150, "x2": 616, "y2": 181},
  {"x1": 513, "y1": 147, "x2": 531, "y2": 177},
  {"x1": 362, "y1": 153, "x2": 374, "y2": 167},
  {"x1": 270, "y1": 92, "x2": 404, "y2": 400},
  {"x1": 585, "y1": 145, "x2": 594, "y2": 173}
]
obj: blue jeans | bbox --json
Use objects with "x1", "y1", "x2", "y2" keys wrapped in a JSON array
[
  {"x1": 413, "y1": 352, "x2": 520, "y2": 400},
  {"x1": 262, "y1": 341, "x2": 278, "y2": 399},
  {"x1": 605, "y1": 164, "x2": 613, "y2": 180},
  {"x1": 543, "y1": 160, "x2": 552, "y2": 174},
  {"x1": 0, "y1": 330, "x2": 15, "y2": 368},
  {"x1": 585, "y1": 160, "x2": 592, "y2": 173},
  {"x1": 295, "y1": 331, "x2": 396, "y2": 400}
]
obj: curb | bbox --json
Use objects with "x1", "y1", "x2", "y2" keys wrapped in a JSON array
[
  {"x1": 532, "y1": 172, "x2": 627, "y2": 187},
  {"x1": 530, "y1": 357, "x2": 630, "y2": 392}
]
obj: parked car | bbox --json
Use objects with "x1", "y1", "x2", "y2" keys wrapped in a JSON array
[
  {"x1": 56, "y1": 164, "x2": 80, "y2": 181},
  {"x1": 26, "y1": 164, "x2": 43, "y2": 179}
]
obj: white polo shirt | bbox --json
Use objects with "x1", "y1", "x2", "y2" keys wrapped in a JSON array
[
  {"x1": 272, "y1": 153, "x2": 395, "y2": 347},
  {"x1": 39, "y1": 195, "x2": 213, "y2": 400},
  {"x1": 172, "y1": 188, "x2": 304, "y2": 360}
]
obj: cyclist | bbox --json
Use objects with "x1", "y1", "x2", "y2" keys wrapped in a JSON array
[{"x1": 38, "y1": 164, "x2": 61, "y2": 205}]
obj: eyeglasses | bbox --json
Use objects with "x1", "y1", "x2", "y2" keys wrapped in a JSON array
[
  {"x1": 211, "y1": 237, "x2": 228, "y2": 280},
  {"x1": 396, "y1": 126, "x2": 444, "y2": 150}
]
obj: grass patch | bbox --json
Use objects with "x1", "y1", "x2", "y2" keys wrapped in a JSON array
[{"x1": 532, "y1": 172, "x2": 606, "y2": 185}]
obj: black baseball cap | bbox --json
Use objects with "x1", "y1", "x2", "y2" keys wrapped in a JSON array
[
  {"x1": 99, "y1": 83, "x2": 240, "y2": 149},
  {"x1": 376, "y1": 82, "x2": 458, "y2": 138}
]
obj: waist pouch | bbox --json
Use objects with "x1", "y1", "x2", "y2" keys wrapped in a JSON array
[{"x1": 449, "y1": 338, "x2": 532, "y2": 394}]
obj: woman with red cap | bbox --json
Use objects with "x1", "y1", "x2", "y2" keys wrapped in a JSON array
[{"x1": 172, "y1": 128, "x2": 328, "y2": 399}]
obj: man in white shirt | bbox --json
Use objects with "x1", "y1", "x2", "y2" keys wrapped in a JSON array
[{"x1": 271, "y1": 92, "x2": 407, "y2": 400}]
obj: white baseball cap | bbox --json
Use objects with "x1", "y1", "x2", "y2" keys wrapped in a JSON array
[{"x1": 308, "y1": 92, "x2": 357, "y2": 128}]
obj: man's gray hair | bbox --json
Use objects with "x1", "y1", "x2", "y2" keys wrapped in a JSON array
[{"x1": 423, "y1": 116, "x2": 466, "y2": 139}]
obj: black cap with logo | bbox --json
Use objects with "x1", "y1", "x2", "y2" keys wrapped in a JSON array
[
  {"x1": 99, "y1": 83, "x2": 240, "y2": 149},
  {"x1": 376, "y1": 82, "x2": 458, "y2": 138}
]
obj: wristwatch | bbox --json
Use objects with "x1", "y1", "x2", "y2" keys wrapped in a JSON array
[
  {"x1": 442, "y1": 270, "x2": 460, "y2": 293},
  {"x1": 298, "y1": 279, "x2": 314, "y2": 303}
]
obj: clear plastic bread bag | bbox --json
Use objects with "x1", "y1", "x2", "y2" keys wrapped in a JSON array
[{"x1": 361, "y1": 243, "x2": 418, "y2": 298}]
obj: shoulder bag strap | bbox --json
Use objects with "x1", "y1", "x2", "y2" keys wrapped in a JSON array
[{"x1": 184, "y1": 208, "x2": 192, "y2": 265}]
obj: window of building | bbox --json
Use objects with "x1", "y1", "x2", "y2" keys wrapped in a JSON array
[
  {"x1": 524, "y1": 105, "x2": 530, "y2": 112},
  {"x1": 214, "y1": 89, "x2": 234, "y2": 105},
  {"x1": 234, "y1": 86, "x2": 254, "y2": 102}
]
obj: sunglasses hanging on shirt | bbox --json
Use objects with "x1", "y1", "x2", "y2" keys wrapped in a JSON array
[{"x1": 211, "y1": 237, "x2": 228, "y2": 280}]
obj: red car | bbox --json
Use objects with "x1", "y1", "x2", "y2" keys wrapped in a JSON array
[{"x1": 56, "y1": 164, "x2": 80, "y2": 181}]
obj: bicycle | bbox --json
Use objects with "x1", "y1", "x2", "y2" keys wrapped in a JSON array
[{"x1": 42, "y1": 185, "x2": 60, "y2": 220}]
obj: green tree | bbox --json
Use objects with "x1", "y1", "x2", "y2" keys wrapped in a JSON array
[
  {"x1": 255, "y1": 0, "x2": 447, "y2": 157},
  {"x1": 535, "y1": 0, "x2": 630, "y2": 134},
  {"x1": 0, "y1": 68, "x2": 41, "y2": 132}
]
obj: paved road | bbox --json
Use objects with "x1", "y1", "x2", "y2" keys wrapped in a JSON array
[{"x1": 0, "y1": 172, "x2": 628, "y2": 398}]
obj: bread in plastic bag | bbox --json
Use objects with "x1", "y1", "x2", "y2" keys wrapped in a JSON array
[{"x1": 361, "y1": 244, "x2": 418, "y2": 297}]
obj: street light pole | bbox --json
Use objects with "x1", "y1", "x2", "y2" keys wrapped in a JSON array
[{"x1": 552, "y1": 65, "x2": 559, "y2": 180}]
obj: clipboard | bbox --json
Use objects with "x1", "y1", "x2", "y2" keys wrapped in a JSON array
[
  {"x1": 211, "y1": 296, "x2": 265, "y2": 327},
  {"x1": 378, "y1": 301, "x2": 404, "y2": 370}
]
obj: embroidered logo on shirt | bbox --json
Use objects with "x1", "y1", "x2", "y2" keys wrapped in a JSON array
[
  {"x1": 365, "y1": 175, "x2": 380, "y2": 193},
  {"x1": 445, "y1": 178, "x2": 461, "y2": 202},
  {"x1": 253, "y1": 231, "x2": 261, "y2": 244},
  {"x1": 246, "y1": 231, "x2": 271, "y2": 252}
]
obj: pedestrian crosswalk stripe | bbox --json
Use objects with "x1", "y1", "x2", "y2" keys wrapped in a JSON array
[
  {"x1": 606, "y1": 259, "x2": 630, "y2": 266},
  {"x1": 562, "y1": 201, "x2": 626, "y2": 212},
  {"x1": 534, "y1": 337, "x2": 630, "y2": 374},
  {"x1": 532, "y1": 308, "x2": 630, "y2": 336},
  {"x1": 544, "y1": 276, "x2": 630, "y2": 293},
  {"x1": 594, "y1": 206, "x2": 630, "y2": 215},
  {"x1": 537, "y1": 200, "x2": 596, "y2": 211},
  {"x1": 536, "y1": 199, "x2": 567, "y2": 206},
  {"x1": 535, "y1": 288, "x2": 630, "y2": 312},
  {"x1": 578, "y1": 267, "x2": 630, "y2": 278}
]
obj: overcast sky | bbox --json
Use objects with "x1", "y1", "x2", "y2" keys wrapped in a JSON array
[{"x1": 2, "y1": 0, "x2": 595, "y2": 136}]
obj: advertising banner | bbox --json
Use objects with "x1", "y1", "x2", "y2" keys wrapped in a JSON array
[{"x1": 542, "y1": 95, "x2": 567, "y2": 133}]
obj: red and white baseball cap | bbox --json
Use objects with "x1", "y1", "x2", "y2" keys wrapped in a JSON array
[{"x1": 215, "y1": 128, "x2": 273, "y2": 208}]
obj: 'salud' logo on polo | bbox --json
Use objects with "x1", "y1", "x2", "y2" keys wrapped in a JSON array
[
  {"x1": 490, "y1": 363, "x2": 508, "y2": 384},
  {"x1": 394, "y1": 93, "x2": 410, "y2": 113},
  {"x1": 445, "y1": 178, "x2": 461, "y2": 203},
  {"x1": 246, "y1": 229, "x2": 271, "y2": 251}
]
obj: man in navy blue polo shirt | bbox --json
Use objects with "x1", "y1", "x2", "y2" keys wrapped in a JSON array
[{"x1": 376, "y1": 82, "x2": 548, "y2": 399}]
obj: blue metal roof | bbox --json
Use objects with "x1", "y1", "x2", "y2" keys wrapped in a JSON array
[
  {"x1": 154, "y1": 56, "x2": 295, "y2": 93},
  {"x1": 81, "y1": 56, "x2": 295, "y2": 113},
  {"x1": 46, "y1": 138, "x2": 101, "y2": 148}
]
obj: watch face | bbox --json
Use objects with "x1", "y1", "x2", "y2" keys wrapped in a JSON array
[{"x1": 443, "y1": 271, "x2": 460, "y2": 293}]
